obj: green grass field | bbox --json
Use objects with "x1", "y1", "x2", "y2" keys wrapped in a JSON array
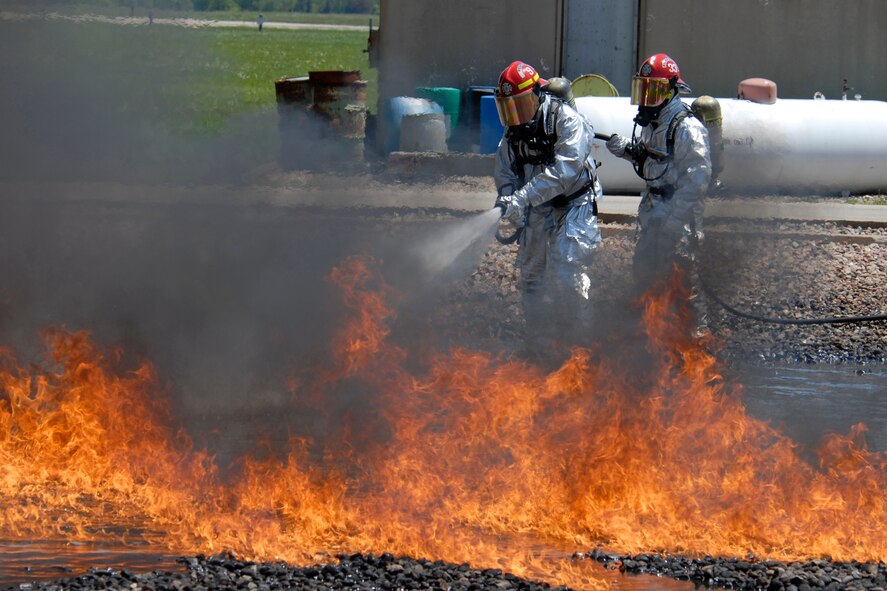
[
  {"x1": 192, "y1": 25, "x2": 377, "y2": 130},
  {"x1": 1, "y1": 15, "x2": 375, "y2": 135},
  {"x1": 154, "y1": 10, "x2": 377, "y2": 27},
  {"x1": 4, "y1": 3, "x2": 378, "y2": 26}
]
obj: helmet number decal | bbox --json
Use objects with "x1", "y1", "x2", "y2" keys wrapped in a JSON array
[{"x1": 663, "y1": 58, "x2": 678, "y2": 75}]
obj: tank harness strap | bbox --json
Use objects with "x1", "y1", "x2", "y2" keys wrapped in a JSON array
[
  {"x1": 543, "y1": 95, "x2": 561, "y2": 135},
  {"x1": 666, "y1": 107, "x2": 692, "y2": 156},
  {"x1": 646, "y1": 107, "x2": 692, "y2": 162},
  {"x1": 638, "y1": 105, "x2": 695, "y2": 185},
  {"x1": 548, "y1": 179, "x2": 596, "y2": 211},
  {"x1": 509, "y1": 97, "x2": 561, "y2": 171},
  {"x1": 654, "y1": 107, "x2": 694, "y2": 198},
  {"x1": 647, "y1": 185, "x2": 675, "y2": 200}
]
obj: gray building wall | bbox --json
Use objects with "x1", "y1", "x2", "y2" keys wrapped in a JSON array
[
  {"x1": 372, "y1": 0, "x2": 886, "y2": 151},
  {"x1": 563, "y1": 0, "x2": 638, "y2": 94},
  {"x1": 376, "y1": 0, "x2": 564, "y2": 104},
  {"x1": 640, "y1": 0, "x2": 886, "y2": 100}
]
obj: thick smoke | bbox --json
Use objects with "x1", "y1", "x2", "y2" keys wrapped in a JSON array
[
  {"x1": 0, "y1": 15, "x2": 511, "y2": 470},
  {"x1": 0, "y1": 17, "x2": 281, "y2": 184},
  {"x1": 2, "y1": 10, "x2": 878, "y2": 480},
  {"x1": 0, "y1": 17, "x2": 357, "y2": 463}
]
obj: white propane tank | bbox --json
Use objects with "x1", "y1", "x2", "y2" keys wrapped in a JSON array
[{"x1": 578, "y1": 96, "x2": 887, "y2": 195}]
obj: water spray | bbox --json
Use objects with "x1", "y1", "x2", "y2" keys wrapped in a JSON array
[{"x1": 411, "y1": 208, "x2": 502, "y2": 279}]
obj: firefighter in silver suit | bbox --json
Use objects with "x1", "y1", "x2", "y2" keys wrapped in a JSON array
[
  {"x1": 492, "y1": 60, "x2": 603, "y2": 350},
  {"x1": 605, "y1": 53, "x2": 712, "y2": 334}
]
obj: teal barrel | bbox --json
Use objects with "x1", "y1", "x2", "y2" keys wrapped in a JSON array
[{"x1": 415, "y1": 87, "x2": 461, "y2": 133}]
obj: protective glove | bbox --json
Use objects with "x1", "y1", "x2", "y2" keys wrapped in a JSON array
[
  {"x1": 605, "y1": 133, "x2": 632, "y2": 158},
  {"x1": 494, "y1": 194, "x2": 523, "y2": 245},
  {"x1": 494, "y1": 194, "x2": 510, "y2": 217},
  {"x1": 498, "y1": 192, "x2": 528, "y2": 227}
]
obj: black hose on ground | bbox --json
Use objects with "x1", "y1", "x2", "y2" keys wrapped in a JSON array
[
  {"x1": 495, "y1": 225, "x2": 522, "y2": 245},
  {"x1": 703, "y1": 282, "x2": 887, "y2": 325}
]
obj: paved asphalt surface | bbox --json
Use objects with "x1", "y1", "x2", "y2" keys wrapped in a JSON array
[
  {"x1": 5, "y1": 179, "x2": 886, "y2": 227},
  {"x1": 254, "y1": 184, "x2": 887, "y2": 227}
]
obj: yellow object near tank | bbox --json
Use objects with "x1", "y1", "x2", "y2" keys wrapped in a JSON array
[{"x1": 571, "y1": 74, "x2": 619, "y2": 97}]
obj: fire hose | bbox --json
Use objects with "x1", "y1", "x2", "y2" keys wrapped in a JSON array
[
  {"x1": 702, "y1": 282, "x2": 887, "y2": 325},
  {"x1": 493, "y1": 207, "x2": 522, "y2": 245},
  {"x1": 492, "y1": 202, "x2": 887, "y2": 325},
  {"x1": 592, "y1": 129, "x2": 887, "y2": 325},
  {"x1": 593, "y1": 120, "x2": 887, "y2": 325}
]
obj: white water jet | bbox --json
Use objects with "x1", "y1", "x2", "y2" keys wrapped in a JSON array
[{"x1": 412, "y1": 208, "x2": 502, "y2": 280}]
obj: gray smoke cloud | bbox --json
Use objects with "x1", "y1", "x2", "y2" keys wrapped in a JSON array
[
  {"x1": 4, "y1": 11, "x2": 869, "y2": 476},
  {"x1": 0, "y1": 15, "x2": 520, "y2": 472},
  {"x1": 0, "y1": 17, "x2": 367, "y2": 465},
  {"x1": 0, "y1": 16, "x2": 282, "y2": 185}
]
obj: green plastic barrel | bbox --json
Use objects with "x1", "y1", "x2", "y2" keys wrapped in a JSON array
[{"x1": 415, "y1": 87, "x2": 461, "y2": 130}]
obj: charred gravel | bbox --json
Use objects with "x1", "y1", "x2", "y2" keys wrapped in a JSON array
[
  {"x1": 7, "y1": 553, "x2": 571, "y2": 591},
  {"x1": 584, "y1": 548, "x2": 887, "y2": 591},
  {"x1": 10, "y1": 551, "x2": 887, "y2": 591}
]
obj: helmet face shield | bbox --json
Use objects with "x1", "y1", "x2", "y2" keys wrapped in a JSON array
[
  {"x1": 630, "y1": 76, "x2": 673, "y2": 107},
  {"x1": 495, "y1": 88, "x2": 539, "y2": 127}
]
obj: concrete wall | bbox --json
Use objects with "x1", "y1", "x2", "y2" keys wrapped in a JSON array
[
  {"x1": 376, "y1": 0, "x2": 563, "y2": 104},
  {"x1": 563, "y1": 0, "x2": 637, "y2": 95},
  {"x1": 640, "y1": 0, "x2": 886, "y2": 100},
  {"x1": 377, "y1": 0, "x2": 887, "y2": 101}
]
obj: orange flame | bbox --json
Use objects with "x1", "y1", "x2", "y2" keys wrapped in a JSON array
[{"x1": 0, "y1": 255, "x2": 885, "y2": 590}]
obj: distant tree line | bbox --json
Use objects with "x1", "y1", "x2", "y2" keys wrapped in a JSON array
[{"x1": 40, "y1": 0, "x2": 378, "y2": 13}]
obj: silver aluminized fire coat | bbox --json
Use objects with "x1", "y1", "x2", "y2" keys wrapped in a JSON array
[
  {"x1": 608, "y1": 95, "x2": 712, "y2": 334},
  {"x1": 493, "y1": 94, "x2": 602, "y2": 300},
  {"x1": 608, "y1": 97, "x2": 711, "y2": 269}
]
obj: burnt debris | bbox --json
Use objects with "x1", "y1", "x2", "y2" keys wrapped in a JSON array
[
  {"x1": 9, "y1": 550, "x2": 887, "y2": 591},
  {"x1": 583, "y1": 547, "x2": 887, "y2": 591},
  {"x1": 7, "y1": 553, "x2": 572, "y2": 591}
]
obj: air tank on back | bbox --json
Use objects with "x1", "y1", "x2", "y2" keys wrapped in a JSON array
[{"x1": 578, "y1": 91, "x2": 887, "y2": 195}]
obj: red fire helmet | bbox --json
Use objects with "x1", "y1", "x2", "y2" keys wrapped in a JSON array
[
  {"x1": 631, "y1": 53, "x2": 685, "y2": 107},
  {"x1": 495, "y1": 61, "x2": 547, "y2": 126},
  {"x1": 638, "y1": 53, "x2": 683, "y2": 83}
]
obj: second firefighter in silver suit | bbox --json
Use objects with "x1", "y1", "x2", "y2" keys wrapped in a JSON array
[{"x1": 606, "y1": 53, "x2": 712, "y2": 334}]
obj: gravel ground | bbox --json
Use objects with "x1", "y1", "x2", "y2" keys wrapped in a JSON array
[
  {"x1": 9, "y1": 551, "x2": 887, "y2": 591},
  {"x1": 8, "y1": 553, "x2": 572, "y2": 591},
  {"x1": 701, "y1": 219, "x2": 887, "y2": 364},
  {"x1": 584, "y1": 548, "x2": 887, "y2": 591},
  {"x1": 305, "y1": 169, "x2": 886, "y2": 366},
  {"x1": 436, "y1": 215, "x2": 887, "y2": 366}
]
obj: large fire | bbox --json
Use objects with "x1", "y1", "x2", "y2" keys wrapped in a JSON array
[{"x1": 1, "y1": 255, "x2": 885, "y2": 588}]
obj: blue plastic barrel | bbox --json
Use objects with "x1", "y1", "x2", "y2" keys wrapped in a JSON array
[
  {"x1": 479, "y1": 95, "x2": 504, "y2": 154},
  {"x1": 465, "y1": 85, "x2": 495, "y2": 129},
  {"x1": 382, "y1": 97, "x2": 444, "y2": 153}
]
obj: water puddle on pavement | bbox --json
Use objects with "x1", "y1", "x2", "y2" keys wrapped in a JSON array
[{"x1": 737, "y1": 364, "x2": 887, "y2": 451}]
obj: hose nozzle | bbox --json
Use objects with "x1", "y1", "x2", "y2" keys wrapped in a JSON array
[{"x1": 493, "y1": 194, "x2": 510, "y2": 218}]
